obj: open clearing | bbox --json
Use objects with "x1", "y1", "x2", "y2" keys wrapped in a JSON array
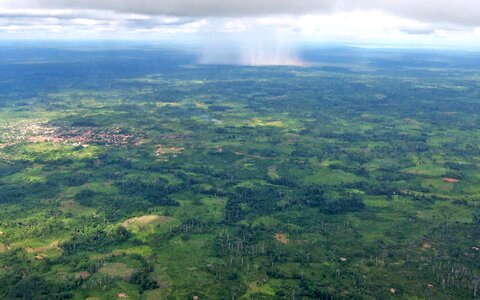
[
  {"x1": 99, "y1": 262, "x2": 136, "y2": 279},
  {"x1": 274, "y1": 233, "x2": 289, "y2": 244},
  {"x1": 121, "y1": 215, "x2": 175, "y2": 230}
]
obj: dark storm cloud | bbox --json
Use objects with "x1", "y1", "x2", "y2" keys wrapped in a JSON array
[{"x1": 6, "y1": 0, "x2": 479, "y2": 27}]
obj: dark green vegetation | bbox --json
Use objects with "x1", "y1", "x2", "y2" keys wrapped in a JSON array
[{"x1": 0, "y1": 42, "x2": 480, "y2": 299}]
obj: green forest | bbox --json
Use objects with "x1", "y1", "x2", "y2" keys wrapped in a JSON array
[{"x1": 0, "y1": 45, "x2": 479, "y2": 299}]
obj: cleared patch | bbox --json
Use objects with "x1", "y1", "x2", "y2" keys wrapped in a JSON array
[
  {"x1": 60, "y1": 200, "x2": 84, "y2": 213},
  {"x1": 268, "y1": 165, "x2": 279, "y2": 179},
  {"x1": 99, "y1": 262, "x2": 135, "y2": 280},
  {"x1": 422, "y1": 242, "x2": 433, "y2": 250},
  {"x1": 233, "y1": 151, "x2": 270, "y2": 160},
  {"x1": 25, "y1": 240, "x2": 61, "y2": 254},
  {"x1": 112, "y1": 245, "x2": 154, "y2": 257},
  {"x1": 442, "y1": 177, "x2": 460, "y2": 183},
  {"x1": 274, "y1": 233, "x2": 289, "y2": 244},
  {"x1": 243, "y1": 282, "x2": 275, "y2": 298},
  {"x1": 134, "y1": 138, "x2": 148, "y2": 146},
  {"x1": 77, "y1": 271, "x2": 90, "y2": 279},
  {"x1": 121, "y1": 215, "x2": 175, "y2": 231},
  {"x1": 155, "y1": 145, "x2": 183, "y2": 157}
]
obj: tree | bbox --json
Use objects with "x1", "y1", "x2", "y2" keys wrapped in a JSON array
[{"x1": 473, "y1": 208, "x2": 480, "y2": 225}]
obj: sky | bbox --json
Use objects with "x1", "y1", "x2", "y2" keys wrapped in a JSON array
[{"x1": 0, "y1": 0, "x2": 479, "y2": 49}]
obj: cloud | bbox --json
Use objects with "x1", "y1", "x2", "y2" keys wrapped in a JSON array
[
  {"x1": 2, "y1": 0, "x2": 480, "y2": 27},
  {"x1": 400, "y1": 28, "x2": 437, "y2": 36},
  {"x1": 0, "y1": 4, "x2": 207, "y2": 36},
  {"x1": 0, "y1": 0, "x2": 479, "y2": 50}
]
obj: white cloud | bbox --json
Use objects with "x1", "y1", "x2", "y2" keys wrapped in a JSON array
[
  {"x1": 2, "y1": 0, "x2": 480, "y2": 27},
  {"x1": 0, "y1": 0, "x2": 478, "y2": 48}
]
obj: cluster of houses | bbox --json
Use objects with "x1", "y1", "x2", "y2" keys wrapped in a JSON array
[
  {"x1": 0, "y1": 120, "x2": 143, "y2": 149},
  {"x1": 0, "y1": 120, "x2": 190, "y2": 161},
  {"x1": 0, "y1": 120, "x2": 57, "y2": 148},
  {"x1": 55, "y1": 127, "x2": 140, "y2": 147}
]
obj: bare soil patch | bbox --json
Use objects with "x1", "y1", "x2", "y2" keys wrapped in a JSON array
[
  {"x1": 77, "y1": 271, "x2": 90, "y2": 279},
  {"x1": 122, "y1": 215, "x2": 174, "y2": 228},
  {"x1": 274, "y1": 233, "x2": 289, "y2": 244},
  {"x1": 442, "y1": 177, "x2": 460, "y2": 183},
  {"x1": 422, "y1": 242, "x2": 433, "y2": 249}
]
